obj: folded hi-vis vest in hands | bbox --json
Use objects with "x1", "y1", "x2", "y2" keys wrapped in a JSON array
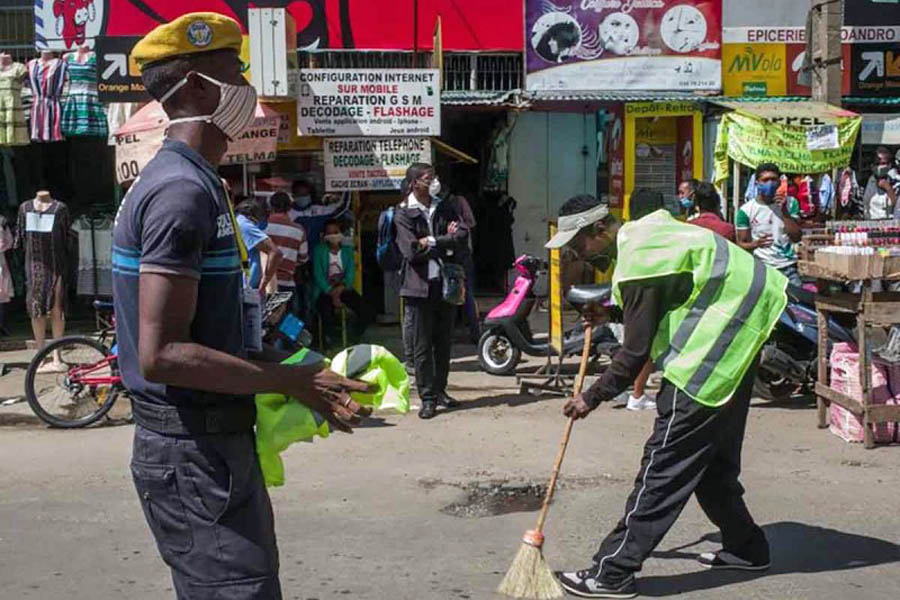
[{"x1": 255, "y1": 345, "x2": 410, "y2": 486}]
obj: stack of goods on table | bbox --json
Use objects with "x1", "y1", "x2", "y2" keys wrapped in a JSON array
[
  {"x1": 829, "y1": 341, "x2": 900, "y2": 444},
  {"x1": 814, "y1": 220, "x2": 900, "y2": 279}
]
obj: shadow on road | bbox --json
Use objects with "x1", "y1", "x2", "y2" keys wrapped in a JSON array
[
  {"x1": 450, "y1": 393, "x2": 551, "y2": 412},
  {"x1": 642, "y1": 521, "x2": 900, "y2": 596}
]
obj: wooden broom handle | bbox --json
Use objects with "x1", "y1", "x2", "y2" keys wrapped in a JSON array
[{"x1": 534, "y1": 325, "x2": 593, "y2": 533}]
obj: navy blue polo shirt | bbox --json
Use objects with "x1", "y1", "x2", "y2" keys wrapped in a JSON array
[{"x1": 112, "y1": 139, "x2": 248, "y2": 410}]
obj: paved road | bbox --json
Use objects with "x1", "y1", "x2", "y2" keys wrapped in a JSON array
[{"x1": 1, "y1": 345, "x2": 898, "y2": 599}]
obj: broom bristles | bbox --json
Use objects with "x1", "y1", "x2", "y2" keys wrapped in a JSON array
[{"x1": 497, "y1": 542, "x2": 564, "y2": 599}]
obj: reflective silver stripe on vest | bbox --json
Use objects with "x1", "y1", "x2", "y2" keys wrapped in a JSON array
[
  {"x1": 684, "y1": 258, "x2": 768, "y2": 398},
  {"x1": 656, "y1": 234, "x2": 730, "y2": 371}
]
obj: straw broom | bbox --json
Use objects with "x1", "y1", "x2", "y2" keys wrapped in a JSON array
[{"x1": 498, "y1": 326, "x2": 594, "y2": 599}]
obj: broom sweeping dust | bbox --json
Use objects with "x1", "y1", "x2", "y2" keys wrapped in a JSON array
[{"x1": 498, "y1": 326, "x2": 594, "y2": 599}]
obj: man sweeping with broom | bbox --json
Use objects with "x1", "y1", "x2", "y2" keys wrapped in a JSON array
[{"x1": 543, "y1": 190, "x2": 787, "y2": 598}]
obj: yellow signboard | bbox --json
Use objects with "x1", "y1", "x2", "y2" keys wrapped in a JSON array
[
  {"x1": 722, "y1": 44, "x2": 788, "y2": 97},
  {"x1": 548, "y1": 223, "x2": 563, "y2": 355}
]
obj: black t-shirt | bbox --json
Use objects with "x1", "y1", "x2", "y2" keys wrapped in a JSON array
[{"x1": 112, "y1": 139, "x2": 248, "y2": 410}]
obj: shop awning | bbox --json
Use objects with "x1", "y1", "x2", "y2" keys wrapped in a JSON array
[
  {"x1": 432, "y1": 138, "x2": 478, "y2": 164},
  {"x1": 113, "y1": 102, "x2": 281, "y2": 184},
  {"x1": 713, "y1": 100, "x2": 862, "y2": 186},
  {"x1": 527, "y1": 90, "x2": 706, "y2": 103}
]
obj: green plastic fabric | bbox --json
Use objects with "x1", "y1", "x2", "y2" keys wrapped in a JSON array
[{"x1": 255, "y1": 344, "x2": 409, "y2": 487}]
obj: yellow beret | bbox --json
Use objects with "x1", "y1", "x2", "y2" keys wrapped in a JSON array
[{"x1": 133, "y1": 12, "x2": 243, "y2": 71}]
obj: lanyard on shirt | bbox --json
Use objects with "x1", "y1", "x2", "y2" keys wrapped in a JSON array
[{"x1": 222, "y1": 186, "x2": 250, "y2": 277}]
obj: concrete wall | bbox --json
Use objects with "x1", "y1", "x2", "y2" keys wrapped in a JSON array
[
  {"x1": 507, "y1": 111, "x2": 597, "y2": 258},
  {"x1": 723, "y1": 0, "x2": 809, "y2": 27}
]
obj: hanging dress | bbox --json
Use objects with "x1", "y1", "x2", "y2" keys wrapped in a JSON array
[
  {"x1": 0, "y1": 215, "x2": 14, "y2": 303},
  {"x1": 0, "y1": 62, "x2": 28, "y2": 146},
  {"x1": 15, "y1": 199, "x2": 71, "y2": 317},
  {"x1": 61, "y1": 52, "x2": 107, "y2": 138},
  {"x1": 27, "y1": 57, "x2": 67, "y2": 143}
]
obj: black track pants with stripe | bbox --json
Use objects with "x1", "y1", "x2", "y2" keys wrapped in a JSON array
[{"x1": 592, "y1": 359, "x2": 769, "y2": 584}]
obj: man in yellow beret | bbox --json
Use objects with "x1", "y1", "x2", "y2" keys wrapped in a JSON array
[{"x1": 113, "y1": 12, "x2": 371, "y2": 600}]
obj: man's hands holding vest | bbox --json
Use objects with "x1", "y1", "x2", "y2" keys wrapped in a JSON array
[{"x1": 288, "y1": 367, "x2": 375, "y2": 433}]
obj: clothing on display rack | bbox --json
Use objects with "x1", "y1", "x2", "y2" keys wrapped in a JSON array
[
  {"x1": 106, "y1": 102, "x2": 140, "y2": 145},
  {"x1": 27, "y1": 56, "x2": 67, "y2": 143},
  {"x1": 0, "y1": 61, "x2": 28, "y2": 146},
  {"x1": 15, "y1": 198, "x2": 71, "y2": 317},
  {"x1": 0, "y1": 215, "x2": 14, "y2": 304},
  {"x1": 73, "y1": 213, "x2": 113, "y2": 296},
  {"x1": 62, "y1": 52, "x2": 107, "y2": 138}
]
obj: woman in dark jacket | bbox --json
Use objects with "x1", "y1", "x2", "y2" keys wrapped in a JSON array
[{"x1": 394, "y1": 163, "x2": 469, "y2": 419}]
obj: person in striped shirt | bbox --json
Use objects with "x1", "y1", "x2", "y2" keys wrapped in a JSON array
[{"x1": 266, "y1": 192, "x2": 309, "y2": 302}]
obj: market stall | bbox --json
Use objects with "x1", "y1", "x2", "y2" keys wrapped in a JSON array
[
  {"x1": 799, "y1": 222, "x2": 900, "y2": 448},
  {"x1": 713, "y1": 101, "x2": 862, "y2": 221}
]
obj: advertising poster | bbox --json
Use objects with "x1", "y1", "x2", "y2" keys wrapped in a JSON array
[
  {"x1": 607, "y1": 105, "x2": 625, "y2": 209},
  {"x1": 324, "y1": 138, "x2": 431, "y2": 192},
  {"x1": 296, "y1": 69, "x2": 440, "y2": 137},
  {"x1": 525, "y1": 0, "x2": 722, "y2": 91},
  {"x1": 34, "y1": 0, "x2": 522, "y2": 52}
]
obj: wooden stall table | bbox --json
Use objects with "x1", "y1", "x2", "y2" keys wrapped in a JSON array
[{"x1": 799, "y1": 260, "x2": 900, "y2": 448}]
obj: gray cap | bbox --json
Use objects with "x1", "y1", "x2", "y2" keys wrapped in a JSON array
[{"x1": 545, "y1": 204, "x2": 609, "y2": 249}]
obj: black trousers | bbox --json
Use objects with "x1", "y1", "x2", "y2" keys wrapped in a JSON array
[
  {"x1": 404, "y1": 283, "x2": 455, "y2": 403},
  {"x1": 131, "y1": 426, "x2": 282, "y2": 599},
  {"x1": 593, "y1": 359, "x2": 768, "y2": 584}
]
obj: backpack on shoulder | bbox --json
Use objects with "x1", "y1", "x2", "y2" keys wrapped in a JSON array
[{"x1": 376, "y1": 205, "x2": 403, "y2": 271}]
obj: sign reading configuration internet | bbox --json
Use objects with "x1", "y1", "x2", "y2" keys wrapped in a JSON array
[{"x1": 297, "y1": 69, "x2": 441, "y2": 136}]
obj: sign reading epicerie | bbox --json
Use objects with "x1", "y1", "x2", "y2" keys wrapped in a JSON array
[
  {"x1": 296, "y1": 69, "x2": 440, "y2": 136},
  {"x1": 324, "y1": 138, "x2": 432, "y2": 191}
]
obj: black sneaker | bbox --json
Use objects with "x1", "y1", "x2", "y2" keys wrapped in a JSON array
[
  {"x1": 436, "y1": 392, "x2": 460, "y2": 409},
  {"x1": 698, "y1": 550, "x2": 770, "y2": 571},
  {"x1": 555, "y1": 569, "x2": 637, "y2": 599},
  {"x1": 418, "y1": 402, "x2": 436, "y2": 420}
]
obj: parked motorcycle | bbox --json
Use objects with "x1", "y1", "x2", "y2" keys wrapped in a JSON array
[
  {"x1": 477, "y1": 255, "x2": 620, "y2": 375},
  {"x1": 755, "y1": 284, "x2": 855, "y2": 400}
]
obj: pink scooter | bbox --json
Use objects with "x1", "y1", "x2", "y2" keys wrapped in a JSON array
[{"x1": 477, "y1": 255, "x2": 620, "y2": 375}]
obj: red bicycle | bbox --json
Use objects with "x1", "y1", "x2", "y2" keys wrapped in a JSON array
[{"x1": 24, "y1": 300, "x2": 125, "y2": 428}]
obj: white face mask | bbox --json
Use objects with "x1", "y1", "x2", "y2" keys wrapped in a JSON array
[
  {"x1": 324, "y1": 233, "x2": 343, "y2": 245},
  {"x1": 429, "y1": 177, "x2": 442, "y2": 197},
  {"x1": 160, "y1": 72, "x2": 257, "y2": 141}
]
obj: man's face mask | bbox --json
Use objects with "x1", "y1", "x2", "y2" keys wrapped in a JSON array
[
  {"x1": 324, "y1": 233, "x2": 343, "y2": 245},
  {"x1": 572, "y1": 227, "x2": 615, "y2": 271},
  {"x1": 293, "y1": 194, "x2": 312, "y2": 209},
  {"x1": 429, "y1": 177, "x2": 442, "y2": 197},
  {"x1": 161, "y1": 72, "x2": 258, "y2": 141},
  {"x1": 757, "y1": 180, "x2": 778, "y2": 203}
]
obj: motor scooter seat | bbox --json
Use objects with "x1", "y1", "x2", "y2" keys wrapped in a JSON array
[{"x1": 566, "y1": 284, "x2": 611, "y2": 310}]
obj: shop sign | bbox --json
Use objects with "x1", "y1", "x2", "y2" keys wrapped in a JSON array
[
  {"x1": 850, "y1": 43, "x2": 900, "y2": 96},
  {"x1": 861, "y1": 114, "x2": 900, "y2": 145},
  {"x1": 95, "y1": 36, "x2": 148, "y2": 103},
  {"x1": 714, "y1": 110, "x2": 861, "y2": 186},
  {"x1": 525, "y1": 0, "x2": 722, "y2": 92},
  {"x1": 625, "y1": 101, "x2": 701, "y2": 117},
  {"x1": 296, "y1": 69, "x2": 440, "y2": 136},
  {"x1": 323, "y1": 138, "x2": 431, "y2": 191},
  {"x1": 722, "y1": 43, "x2": 786, "y2": 97},
  {"x1": 114, "y1": 116, "x2": 279, "y2": 183}
]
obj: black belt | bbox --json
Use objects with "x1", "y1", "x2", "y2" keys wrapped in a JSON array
[{"x1": 131, "y1": 397, "x2": 256, "y2": 436}]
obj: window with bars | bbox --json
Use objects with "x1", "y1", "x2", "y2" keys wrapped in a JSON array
[
  {"x1": 0, "y1": 4, "x2": 35, "y2": 62},
  {"x1": 303, "y1": 51, "x2": 522, "y2": 92}
]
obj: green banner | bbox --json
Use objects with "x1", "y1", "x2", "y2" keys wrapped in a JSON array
[{"x1": 714, "y1": 111, "x2": 861, "y2": 185}]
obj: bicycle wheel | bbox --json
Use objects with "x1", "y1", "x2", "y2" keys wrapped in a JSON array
[{"x1": 25, "y1": 336, "x2": 121, "y2": 428}]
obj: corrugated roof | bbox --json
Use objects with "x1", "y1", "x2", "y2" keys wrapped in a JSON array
[
  {"x1": 441, "y1": 90, "x2": 518, "y2": 106},
  {"x1": 526, "y1": 90, "x2": 707, "y2": 102}
]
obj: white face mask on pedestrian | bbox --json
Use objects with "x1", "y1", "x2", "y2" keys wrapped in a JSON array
[
  {"x1": 429, "y1": 178, "x2": 442, "y2": 197},
  {"x1": 160, "y1": 72, "x2": 258, "y2": 141}
]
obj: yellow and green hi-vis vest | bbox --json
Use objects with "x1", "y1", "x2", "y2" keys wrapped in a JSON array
[{"x1": 612, "y1": 210, "x2": 788, "y2": 407}]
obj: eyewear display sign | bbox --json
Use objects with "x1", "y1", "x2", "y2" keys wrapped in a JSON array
[
  {"x1": 296, "y1": 69, "x2": 440, "y2": 136},
  {"x1": 525, "y1": 0, "x2": 722, "y2": 91},
  {"x1": 324, "y1": 138, "x2": 431, "y2": 191}
]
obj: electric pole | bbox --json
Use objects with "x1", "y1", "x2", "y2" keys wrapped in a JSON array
[{"x1": 809, "y1": 0, "x2": 843, "y2": 105}]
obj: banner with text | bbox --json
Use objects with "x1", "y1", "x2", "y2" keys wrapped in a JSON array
[
  {"x1": 297, "y1": 69, "x2": 440, "y2": 137},
  {"x1": 525, "y1": 0, "x2": 722, "y2": 91},
  {"x1": 714, "y1": 110, "x2": 861, "y2": 186},
  {"x1": 324, "y1": 138, "x2": 431, "y2": 191}
]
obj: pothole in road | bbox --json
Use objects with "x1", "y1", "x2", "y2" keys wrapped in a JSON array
[{"x1": 440, "y1": 482, "x2": 546, "y2": 518}]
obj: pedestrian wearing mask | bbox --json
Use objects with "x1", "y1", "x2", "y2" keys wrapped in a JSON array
[
  {"x1": 688, "y1": 181, "x2": 735, "y2": 242},
  {"x1": 113, "y1": 14, "x2": 371, "y2": 598},
  {"x1": 394, "y1": 163, "x2": 469, "y2": 419},
  {"x1": 863, "y1": 146, "x2": 899, "y2": 219},
  {"x1": 312, "y1": 219, "x2": 372, "y2": 340},
  {"x1": 677, "y1": 178, "x2": 699, "y2": 217},
  {"x1": 736, "y1": 162, "x2": 803, "y2": 287}
]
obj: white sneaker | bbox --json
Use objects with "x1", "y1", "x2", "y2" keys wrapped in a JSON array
[{"x1": 626, "y1": 394, "x2": 656, "y2": 411}]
